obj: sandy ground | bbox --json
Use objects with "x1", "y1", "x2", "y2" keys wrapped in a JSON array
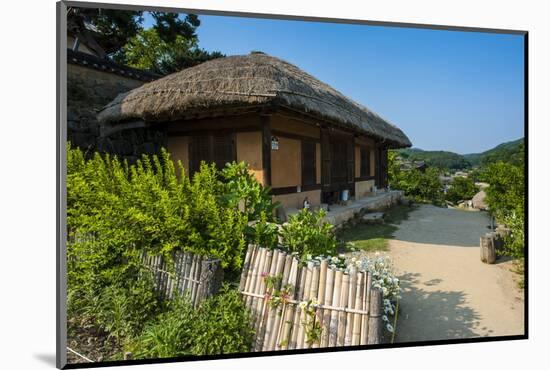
[{"x1": 382, "y1": 205, "x2": 524, "y2": 342}]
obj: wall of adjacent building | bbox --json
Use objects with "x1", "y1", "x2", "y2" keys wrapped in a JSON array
[{"x1": 67, "y1": 63, "x2": 166, "y2": 162}]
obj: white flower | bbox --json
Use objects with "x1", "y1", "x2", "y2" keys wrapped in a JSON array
[
  {"x1": 386, "y1": 323, "x2": 394, "y2": 333},
  {"x1": 382, "y1": 315, "x2": 389, "y2": 322},
  {"x1": 351, "y1": 257, "x2": 357, "y2": 263},
  {"x1": 355, "y1": 260, "x2": 362, "y2": 267},
  {"x1": 383, "y1": 299, "x2": 391, "y2": 306},
  {"x1": 339, "y1": 254, "x2": 345, "y2": 259},
  {"x1": 331, "y1": 256, "x2": 339, "y2": 263}
]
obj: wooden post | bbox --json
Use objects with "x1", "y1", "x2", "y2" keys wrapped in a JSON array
[
  {"x1": 260, "y1": 114, "x2": 272, "y2": 187},
  {"x1": 367, "y1": 288, "x2": 383, "y2": 344},
  {"x1": 480, "y1": 233, "x2": 496, "y2": 264},
  {"x1": 197, "y1": 258, "x2": 223, "y2": 303}
]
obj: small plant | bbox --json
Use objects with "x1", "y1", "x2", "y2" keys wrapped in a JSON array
[
  {"x1": 246, "y1": 211, "x2": 280, "y2": 249},
  {"x1": 299, "y1": 298, "x2": 322, "y2": 348},
  {"x1": 280, "y1": 209, "x2": 337, "y2": 262},
  {"x1": 130, "y1": 285, "x2": 254, "y2": 358}
]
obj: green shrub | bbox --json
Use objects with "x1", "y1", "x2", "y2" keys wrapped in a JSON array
[
  {"x1": 445, "y1": 176, "x2": 477, "y2": 204},
  {"x1": 388, "y1": 152, "x2": 444, "y2": 205},
  {"x1": 67, "y1": 144, "x2": 276, "y2": 350},
  {"x1": 280, "y1": 209, "x2": 336, "y2": 261},
  {"x1": 246, "y1": 211, "x2": 279, "y2": 249},
  {"x1": 130, "y1": 285, "x2": 254, "y2": 358}
]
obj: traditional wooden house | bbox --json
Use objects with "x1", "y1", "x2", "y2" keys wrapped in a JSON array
[{"x1": 98, "y1": 52, "x2": 411, "y2": 208}]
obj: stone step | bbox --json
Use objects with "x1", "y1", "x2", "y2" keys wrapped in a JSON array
[{"x1": 362, "y1": 212, "x2": 385, "y2": 223}]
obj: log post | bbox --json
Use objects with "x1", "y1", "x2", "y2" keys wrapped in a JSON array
[
  {"x1": 197, "y1": 258, "x2": 224, "y2": 303},
  {"x1": 367, "y1": 288, "x2": 383, "y2": 344},
  {"x1": 480, "y1": 233, "x2": 496, "y2": 264}
]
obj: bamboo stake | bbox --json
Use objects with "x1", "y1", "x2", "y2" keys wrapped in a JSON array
[
  {"x1": 250, "y1": 248, "x2": 267, "y2": 327},
  {"x1": 289, "y1": 263, "x2": 307, "y2": 349},
  {"x1": 270, "y1": 253, "x2": 293, "y2": 351},
  {"x1": 256, "y1": 249, "x2": 279, "y2": 351},
  {"x1": 191, "y1": 255, "x2": 202, "y2": 306},
  {"x1": 265, "y1": 252, "x2": 290, "y2": 351},
  {"x1": 345, "y1": 266, "x2": 357, "y2": 346},
  {"x1": 351, "y1": 271, "x2": 364, "y2": 346},
  {"x1": 183, "y1": 252, "x2": 193, "y2": 294},
  {"x1": 240, "y1": 245, "x2": 254, "y2": 291},
  {"x1": 361, "y1": 271, "x2": 372, "y2": 345},
  {"x1": 320, "y1": 267, "x2": 334, "y2": 347},
  {"x1": 278, "y1": 256, "x2": 299, "y2": 350},
  {"x1": 244, "y1": 246, "x2": 259, "y2": 306},
  {"x1": 328, "y1": 269, "x2": 343, "y2": 347},
  {"x1": 254, "y1": 250, "x2": 273, "y2": 334},
  {"x1": 337, "y1": 273, "x2": 350, "y2": 346},
  {"x1": 308, "y1": 264, "x2": 321, "y2": 348},
  {"x1": 296, "y1": 261, "x2": 314, "y2": 349}
]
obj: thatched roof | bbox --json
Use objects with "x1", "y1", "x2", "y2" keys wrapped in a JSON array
[{"x1": 98, "y1": 53, "x2": 411, "y2": 148}]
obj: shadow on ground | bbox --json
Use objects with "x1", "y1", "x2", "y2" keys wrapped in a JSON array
[{"x1": 394, "y1": 272, "x2": 492, "y2": 343}]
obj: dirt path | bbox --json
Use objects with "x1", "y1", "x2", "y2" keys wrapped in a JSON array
[{"x1": 383, "y1": 205, "x2": 524, "y2": 342}]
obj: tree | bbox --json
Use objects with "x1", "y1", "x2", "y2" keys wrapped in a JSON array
[
  {"x1": 67, "y1": 7, "x2": 144, "y2": 58},
  {"x1": 483, "y1": 161, "x2": 525, "y2": 259},
  {"x1": 388, "y1": 151, "x2": 444, "y2": 204},
  {"x1": 67, "y1": 7, "x2": 223, "y2": 74},
  {"x1": 445, "y1": 176, "x2": 477, "y2": 204},
  {"x1": 118, "y1": 28, "x2": 224, "y2": 75}
]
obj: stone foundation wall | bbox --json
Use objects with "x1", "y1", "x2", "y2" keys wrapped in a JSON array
[{"x1": 67, "y1": 63, "x2": 166, "y2": 161}]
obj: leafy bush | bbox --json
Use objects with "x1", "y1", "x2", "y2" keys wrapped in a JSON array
[
  {"x1": 67, "y1": 144, "x2": 276, "y2": 351},
  {"x1": 220, "y1": 161, "x2": 279, "y2": 221},
  {"x1": 131, "y1": 285, "x2": 254, "y2": 358},
  {"x1": 280, "y1": 209, "x2": 336, "y2": 261},
  {"x1": 388, "y1": 152, "x2": 444, "y2": 205},
  {"x1": 246, "y1": 211, "x2": 280, "y2": 250},
  {"x1": 445, "y1": 176, "x2": 477, "y2": 204},
  {"x1": 483, "y1": 161, "x2": 525, "y2": 259}
]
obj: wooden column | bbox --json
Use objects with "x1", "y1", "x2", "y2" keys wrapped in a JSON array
[{"x1": 260, "y1": 114, "x2": 272, "y2": 187}]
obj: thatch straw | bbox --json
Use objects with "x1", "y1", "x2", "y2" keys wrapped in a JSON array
[{"x1": 98, "y1": 53, "x2": 411, "y2": 148}]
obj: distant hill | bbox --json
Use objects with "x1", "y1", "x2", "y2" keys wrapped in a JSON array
[
  {"x1": 395, "y1": 137, "x2": 524, "y2": 170},
  {"x1": 397, "y1": 149, "x2": 471, "y2": 170},
  {"x1": 464, "y1": 138, "x2": 524, "y2": 166}
]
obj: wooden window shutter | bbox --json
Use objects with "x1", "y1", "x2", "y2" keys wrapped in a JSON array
[
  {"x1": 189, "y1": 135, "x2": 210, "y2": 176},
  {"x1": 321, "y1": 129, "x2": 331, "y2": 187},
  {"x1": 301, "y1": 140, "x2": 316, "y2": 186},
  {"x1": 360, "y1": 147, "x2": 371, "y2": 177},
  {"x1": 347, "y1": 137, "x2": 354, "y2": 183},
  {"x1": 212, "y1": 133, "x2": 235, "y2": 170}
]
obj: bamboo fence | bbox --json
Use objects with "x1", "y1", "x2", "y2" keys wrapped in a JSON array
[
  {"x1": 142, "y1": 251, "x2": 223, "y2": 306},
  {"x1": 239, "y1": 245, "x2": 384, "y2": 351}
]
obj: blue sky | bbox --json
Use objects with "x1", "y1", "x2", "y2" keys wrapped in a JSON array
[{"x1": 145, "y1": 13, "x2": 525, "y2": 154}]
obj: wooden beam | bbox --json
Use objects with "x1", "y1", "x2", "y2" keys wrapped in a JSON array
[{"x1": 260, "y1": 114, "x2": 272, "y2": 187}]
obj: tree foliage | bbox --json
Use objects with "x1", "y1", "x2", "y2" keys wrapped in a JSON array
[
  {"x1": 445, "y1": 176, "x2": 478, "y2": 204},
  {"x1": 280, "y1": 209, "x2": 337, "y2": 261},
  {"x1": 68, "y1": 7, "x2": 223, "y2": 74},
  {"x1": 482, "y1": 161, "x2": 525, "y2": 258},
  {"x1": 388, "y1": 151, "x2": 444, "y2": 204}
]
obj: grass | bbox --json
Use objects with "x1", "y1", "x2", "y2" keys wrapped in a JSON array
[{"x1": 337, "y1": 204, "x2": 415, "y2": 253}]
